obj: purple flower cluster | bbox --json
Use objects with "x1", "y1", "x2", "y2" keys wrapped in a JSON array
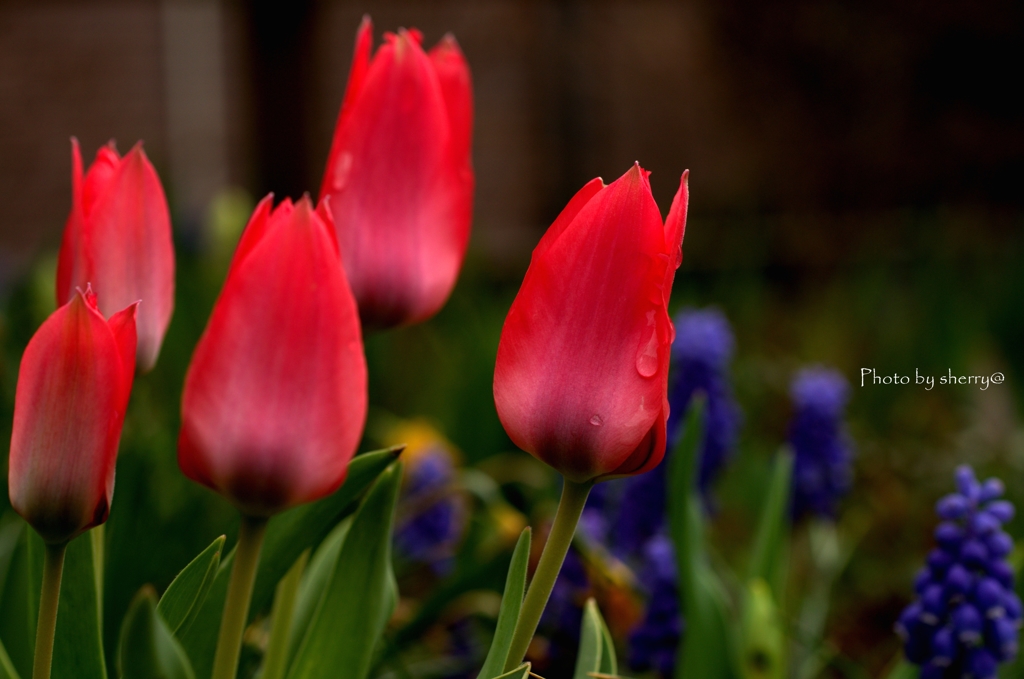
[
  {"x1": 394, "y1": 446, "x2": 466, "y2": 570},
  {"x1": 788, "y1": 367, "x2": 853, "y2": 520},
  {"x1": 627, "y1": 534, "x2": 684, "y2": 676},
  {"x1": 897, "y1": 466, "x2": 1020, "y2": 679},
  {"x1": 668, "y1": 308, "x2": 743, "y2": 510}
]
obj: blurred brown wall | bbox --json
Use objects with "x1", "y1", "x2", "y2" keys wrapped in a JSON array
[{"x1": 1, "y1": 0, "x2": 1021, "y2": 290}]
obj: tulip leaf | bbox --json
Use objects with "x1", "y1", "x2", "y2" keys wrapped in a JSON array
[
  {"x1": 598, "y1": 608, "x2": 617, "y2": 675},
  {"x1": 0, "y1": 523, "x2": 42, "y2": 679},
  {"x1": 251, "y1": 446, "x2": 403, "y2": 617},
  {"x1": 739, "y1": 579, "x2": 784, "y2": 679},
  {"x1": 669, "y1": 398, "x2": 738, "y2": 679},
  {"x1": 492, "y1": 664, "x2": 531, "y2": 679},
  {"x1": 0, "y1": 636, "x2": 21, "y2": 679},
  {"x1": 574, "y1": 598, "x2": 617, "y2": 679},
  {"x1": 0, "y1": 516, "x2": 27, "y2": 671},
  {"x1": 52, "y1": 531, "x2": 107, "y2": 679},
  {"x1": 177, "y1": 448, "x2": 401, "y2": 678},
  {"x1": 0, "y1": 515, "x2": 23, "y2": 601},
  {"x1": 287, "y1": 463, "x2": 402, "y2": 679},
  {"x1": 286, "y1": 520, "x2": 351, "y2": 668},
  {"x1": 880, "y1": 659, "x2": 921, "y2": 679},
  {"x1": 748, "y1": 450, "x2": 793, "y2": 600},
  {"x1": 477, "y1": 526, "x2": 531, "y2": 679},
  {"x1": 156, "y1": 535, "x2": 225, "y2": 635},
  {"x1": 883, "y1": 660, "x2": 919, "y2": 679},
  {"x1": 261, "y1": 550, "x2": 309, "y2": 679},
  {"x1": 118, "y1": 587, "x2": 195, "y2": 679}
]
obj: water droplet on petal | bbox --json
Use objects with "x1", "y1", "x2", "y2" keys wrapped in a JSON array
[
  {"x1": 636, "y1": 311, "x2": 660, "y2": 378},
  {"x1": 590, "y1": 414, "x2": 603, "y2": 426},
  {"x1": 636, "y1": 347, "x2": 658, "y2": 377}
]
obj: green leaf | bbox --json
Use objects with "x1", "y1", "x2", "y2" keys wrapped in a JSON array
[
  {"x1": 0, "y1": 514, "x2": 23, "y2": 598},
  {"x1": 597, "y1": 606, "x2": 617, "y2": 675},
  {"x1": 477, "y1": 527, "x2": 531, "y2": 679},
  {"x1": 251, "y1": 446, "x2": 403, "y2": 617},
  {"x1": 748, "y1": 450, "x2": 793, "y2": 599},
  {"x1": 262, "y1": 551, "x2": 309, "y2": 679},
  {"x1": 52, "y1": 531, "x2": 107, "y2": 679},
  {"x1": 118, "y1": 587, "x2": 195, "y2": 679},
  {"x1": 669, "y1": 398, "x2": 737, "y2": 679},
  {"x1": 883, "y1": 660, "x2": 919, "y2": 679},
  {"x1": 157, "y1": 536, "x2": 225, "y2": 635},
  {"x1": 739, "y1": 579, "x2": 784, "y2": 679},
  {"x1": 286, "y1": 520, "x2": 351, "y2": 667},
  {"x1": 0, "y1": 636, "x2": 21, "y2": 679},
  {"x1": 178, "y1": 448, "x2": 400, "y2": 678},
  {"x1": 574, "y1": 598, "x2": 617, "y2": 679},
  {"x1": 492, "y1": 664, "x2": 531, "y2": 679},
  {"x1": 0, "y1": 524, "x2": 42, "y2": 679},
  {"x1": 287, "y1": 463, "x2": 402, "y2": 679}
]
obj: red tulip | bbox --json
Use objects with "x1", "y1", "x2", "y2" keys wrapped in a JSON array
[
  {"x1": 178, "y1": 195, "x2": 368, "y2": 517},
  {"x1": 319, "y1": 17, "x2": 474, "y2": 329},
  {"x1": 57, "y1": 139, "x2": 175, "y2": 373},
  {"x1": 493, "y1": 164, "x2": 688, "y2": 483},
  {"x1": 8, "y1": 288, "x2": 137, "y2": 544}
]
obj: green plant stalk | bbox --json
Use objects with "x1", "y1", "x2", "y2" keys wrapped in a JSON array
[
  {"x1": 261, "y1": 549, "x2": 308, "y2": 679},
  {"x1": 211, "y1": 515, "x2": 268, "y2": 679},
  {"x1": 32, "y1": 541, "x2": 67, "y2": 679},
  {"x1": 504, "y1": 478, "x2": 592, "y2": 671}
]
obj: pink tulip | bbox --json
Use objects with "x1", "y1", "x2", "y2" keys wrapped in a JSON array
[
  {"x1": 57, "y1": 139, "x2": 175, "y2": 372},
  {"x1": 8, "y1": 288, "x2": 137, "y2": 544},
  {"x1": 494, "y1": 164, "x2": 688, "y2": 483},
  {"x1": 178, "y1": 195, "x2": 367, "y2": 516},
  {"x1": 320, "y1": 17, "x2": 474, "y2": 329}
]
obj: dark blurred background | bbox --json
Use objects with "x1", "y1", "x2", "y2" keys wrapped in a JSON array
[{"x1": 2, "y1": 0, "x2": 1023, "y2": 675}]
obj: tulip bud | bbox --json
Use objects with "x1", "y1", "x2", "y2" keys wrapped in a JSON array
[
  {"x1": 57, "y1": 139, "x2": 175, "y2": 373},
  {"x1": 319, "y1": 17, "x2": 474, "y2": 329},
  {"x1": 178, "y1": 195, "x2": 368, "y2": 517},
  {"x1": 494, "y1": 164, "x2": 688, "y2": 483},
  {"x1": 8, "y1": 288, "x2": 138, "y2": 544}
]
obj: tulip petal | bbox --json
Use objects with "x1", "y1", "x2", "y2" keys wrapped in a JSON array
[
  {"x1": 429, "y1": 35, "x2": 473, "y2": 169},
  {"x1": 8, "y1": 291, "x2": 127, "y2": 543},
  {"x1": 179, "y1": 198, "x2": 368, "y2": 516},
  {"x1": 322, "y1": 25, "x2": 473, "y2": 328},
  {"x1": 107, "y1": 301, "x2": 139, "y2": 409},
  {"x1": 56, "y1": 138, "x2": 88, "y2": 307},
  {"x1": 228, "y1": 193, "x2": 276, "y2": 272},
  {"x1": 532, "y1": 177, "x2": 605, "y2": 260},
  {"x1": 82, "y1": 142, "x2": 121, "y2": 220},
  {"x1": 605, "y1": 402, "x2": 668, "y2": 479},
  {"x1": 85, "y1": 144, "x2": 175, "y2": 372},
  {"x1": 494, "y1": 165, "x2": 673, "y2": 482},
  {"x1": 663, "y1": 171, "x2": 689, "y2": 297}
]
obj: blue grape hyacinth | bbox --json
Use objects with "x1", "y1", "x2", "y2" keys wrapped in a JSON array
[
  {"x1": 896, "y1": 466, "x2": 1020, "y2": 679},
  {"x1": 788, "y1": 366, "x2": 853, "y2": 520},
  {"x1": 628, "y1": 534, "x2": 684, "y2": 677},
  {"x1": 668, "y1": 307, "x2": 743, "y2": 506},
  {"x1": 390, "y1": 421, "x2": 467, "y2": 571}
]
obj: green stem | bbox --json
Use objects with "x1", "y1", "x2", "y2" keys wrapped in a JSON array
[
  {"x1": 32, "y1": 542, "x2": 67, "y2": 679},
  {"x1": 261, "y1": 550, "x2": 309, "y2": 679},
  {"x1": 211, "y1": 515, "x2": 268, "y2": 679},
  {"x1": 504, "y1": 478, "x2": 592, "y2": 671}
]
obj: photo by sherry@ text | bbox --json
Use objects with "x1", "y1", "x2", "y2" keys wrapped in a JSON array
[{"x1": 860, "y1": 368, "x2": 1005, "y2": 390}]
